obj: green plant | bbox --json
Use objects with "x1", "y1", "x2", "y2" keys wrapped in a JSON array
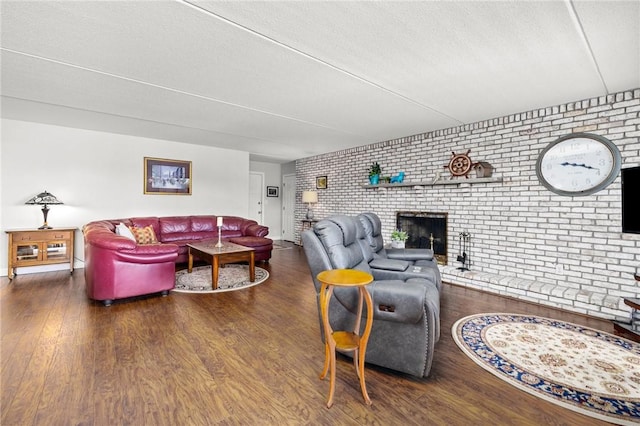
[
  {"x1": 391, "y1": 229, "x2": 408, "y2": 242},
  {"x1": 367, "y1": 162, "x2": 382, "y2": 177}
]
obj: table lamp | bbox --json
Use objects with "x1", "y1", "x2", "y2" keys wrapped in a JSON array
[
  {"x1": 25, "y1": 190, "x2": 63, "y2": 229},
  {"x1": 302, "y1": 190, "x2": 318, "y2": 220}
]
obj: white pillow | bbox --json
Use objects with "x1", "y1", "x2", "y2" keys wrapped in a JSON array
[{"x1": 115, "y1": 223, "x2": 136, "y2": 241}]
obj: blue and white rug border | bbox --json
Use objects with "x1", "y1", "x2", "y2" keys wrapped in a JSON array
[{"x1": 452, "y1": 313, "x2": 640, "y2": 426}]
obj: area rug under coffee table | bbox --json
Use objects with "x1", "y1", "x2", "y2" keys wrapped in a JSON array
[
  {"x1": 174, "y1": 264, "x2": 268, "y2": 293},
  {"x1": 452, "y1": 313, "x2": 640, "y2": 425}
]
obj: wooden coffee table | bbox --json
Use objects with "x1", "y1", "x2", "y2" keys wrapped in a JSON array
[{"x1": 187, "y1": 240, "x2": 255, "y2": 290}]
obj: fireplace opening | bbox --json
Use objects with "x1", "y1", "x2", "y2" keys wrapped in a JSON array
[{"x1": 396, "y1": 211, "x2": 447, "y2": 265}]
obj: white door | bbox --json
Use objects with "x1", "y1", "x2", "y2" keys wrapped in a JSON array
[
  {"x1": 249, "y1": 172, "x2": 264, "y2": 224},
  {"x1": 282, "y1": 174, "x2": 296, "y2": 242}
]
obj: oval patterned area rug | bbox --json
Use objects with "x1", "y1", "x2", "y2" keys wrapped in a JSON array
[
  {"x1": 174, "y1": 264, "x2": 269, "y2": 293},
  {"x1": 452, "y1": 313, "x2": 640, "y2": 425}
]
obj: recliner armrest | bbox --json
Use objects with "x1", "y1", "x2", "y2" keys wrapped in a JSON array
[
  {"x1": 333, "y1": 279, "x2": 429, "y2": 324},
  {"x1": 369, "y1": 258, "x2": 410, "y2": 271},
  {"x1": 369, "y1": 280, "x2": 429, "y2": 323},
  {"x1": 386, "y1": 248, "x2": 434, "y2": 261}
]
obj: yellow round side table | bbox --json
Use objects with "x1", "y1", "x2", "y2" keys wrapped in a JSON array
[{"x1": 316, "y1": 269, "x2": 374, "y2": 408}]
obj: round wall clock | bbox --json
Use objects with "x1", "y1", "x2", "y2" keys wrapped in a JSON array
[{"x1": 535, "y1": 133, "x2": 621, "y2": 196}]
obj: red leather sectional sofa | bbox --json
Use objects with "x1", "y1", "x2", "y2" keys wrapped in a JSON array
[{"x1": 83, "y1": 215, "x2": 273, "y2": 306}]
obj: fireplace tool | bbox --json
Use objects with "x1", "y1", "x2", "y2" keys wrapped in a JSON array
[{"x1": 457, "y1": 231, "x2": 470, "y2": 271}]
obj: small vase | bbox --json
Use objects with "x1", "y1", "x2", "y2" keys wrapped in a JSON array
[
  {"x1": 391, "y1": 241, "x2": 405, "y2": 249},
  {"x1": 369, "y1": 174, "x2": 380, "y2": 185}
]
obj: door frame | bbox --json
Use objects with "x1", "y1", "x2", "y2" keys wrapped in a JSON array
[{"x1": 249, "y1": 171, "x2": 265, "y2": 225}]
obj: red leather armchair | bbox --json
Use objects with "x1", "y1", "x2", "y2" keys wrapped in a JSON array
[{"x1": 83, "y1": 221, "x2": 179, "y2": 306}]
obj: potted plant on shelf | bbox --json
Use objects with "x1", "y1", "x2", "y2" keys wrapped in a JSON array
[
  {"x1": 368, "y1": 162, "x2": 382, "y2": 185},
  {"x1": 390, "y1": 229, "x2": 408, "y2": 249}
]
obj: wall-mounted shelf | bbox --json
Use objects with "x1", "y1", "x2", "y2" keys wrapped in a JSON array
[{"x1": 362, "y1": 177, "x2": 503, "y2": 189}]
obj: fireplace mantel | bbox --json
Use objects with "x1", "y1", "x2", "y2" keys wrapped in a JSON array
[{"x1": 362, "y1": 176, "x2": 502, "y2": 189}]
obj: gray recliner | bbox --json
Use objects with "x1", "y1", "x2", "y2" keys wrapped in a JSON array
[
  {"x1": 302, "y1": 214, "x2": 440, "y2": 378},
  {"x1": 358, "y1": 212, "x2": 442, "y2": 290}
]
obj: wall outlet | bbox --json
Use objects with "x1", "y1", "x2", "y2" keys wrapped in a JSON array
[{"x1": 555, "y1": 263, "x2": 564, "y2": 273}]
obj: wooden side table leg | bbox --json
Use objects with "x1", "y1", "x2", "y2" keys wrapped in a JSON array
[
  {"x1": 326, "y1": 338, "x2": 337, "y2": 408},
  {"x1": 319, "y1": 285, "x2": 331, "y2": 381},
  {"x1": 358, "y1": 287, "x2": 374, "y2": 405},
  {"x1": 213, "y1": 255, "x2": 220, "y2": 290},
  {"x1": 249, "y1": 251, "x2": 255, "y2": 282},
  {"x1": 188, "y1": 248, "x2": 193, "y2": 273},
  {"x1": 319, "y1": 283, "x2": 337, "y2": 408},
  {"x1": 320, "y1": 341, "x2": 330, "y2": 380},
  {"x1": 353, "y1": 290, "x2": 364, "y2": 378}
]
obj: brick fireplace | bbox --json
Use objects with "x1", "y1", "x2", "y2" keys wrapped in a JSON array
[{"x1": 396, "y1": 211, "x2": 447, "y2": 264}]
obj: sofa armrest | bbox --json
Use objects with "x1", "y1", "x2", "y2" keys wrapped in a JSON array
[
  {"x1": 85, "y1": 227, "x2": 179, "y2": 260},
  {"x1": 386, "y1": 248, "x2": 434, "y2": 261},
  {"x1": 85, "y1": 231, "x2": 137, "y2": 251},
  {"x1": 369, "y1": 258, "x2": 410, "y2": 272},
  {"x1": 334, "y1": 279, "x2": 428, "y2": 324},
  {"x1": 369, "y1": 280, "x2": 431, "y2": 323},
  {"x1": 245, "y1": 223, "x2": 269, "y2": 237},
  {"x1": 116, "y1": 244, "x2": 179, "y2": 264}
]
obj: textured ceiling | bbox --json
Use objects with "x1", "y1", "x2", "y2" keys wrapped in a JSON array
[{"x1": 1, "y1": 1, "x2": 639, "y2": 163}]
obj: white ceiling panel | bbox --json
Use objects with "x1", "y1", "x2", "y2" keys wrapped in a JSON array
[
  {"x1": 1, "y1": 1, "x2": 638, "y2": 163},
  {"x1": 1, "y1": 52, "x2": 374, "y2": 150},
  {"x1": 200, "y1": 1, "x2": 615, "y2": 119},
  {"x1": 571, "y1": 0, "x2": 640, "y2": 93},
  {"x1": 1, "y1": 96, "x2": 321, "y2": 161}
]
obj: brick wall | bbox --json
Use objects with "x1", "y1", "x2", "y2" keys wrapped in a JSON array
[{"x1": 296, "y1": 89, "x2": 640, "y2": 321}]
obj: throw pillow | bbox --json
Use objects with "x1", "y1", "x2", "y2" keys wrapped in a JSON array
[
  {"x1": 128, "y1": 225, "x2": 159, "y2": 245},
  {"x1": 115, "y1": 223, "x2": 136, "y2": 241}
]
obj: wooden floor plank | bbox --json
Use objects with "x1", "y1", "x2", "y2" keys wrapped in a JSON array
[{"x1": 0, "y1": 242, "x2": 617, "y2": 425}]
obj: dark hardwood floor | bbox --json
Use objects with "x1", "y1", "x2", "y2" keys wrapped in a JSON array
[{"x1": 1, "y1": 243, "x2": 615, "y2": 425}]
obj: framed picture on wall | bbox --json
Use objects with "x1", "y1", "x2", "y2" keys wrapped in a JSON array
[
  {"x1": 144, "y1": 157, "x2": 192, "y2": 195},
  {"x1": 267, "y1": 186, "x2": 279, "y2": 197},
  {"x1": 316, "y1": 176, "x2": 327, "y2": 189}
]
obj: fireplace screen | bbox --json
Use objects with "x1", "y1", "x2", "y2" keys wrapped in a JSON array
[{"x1": 396, "y1": 211, "x2": 447, "y2": 264}]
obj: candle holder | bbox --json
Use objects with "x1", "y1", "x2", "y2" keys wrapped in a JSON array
[
  {"x1": 216, "y1": 227, "x2": 223, "y2": 248},
  {"x1": 216, "y1": 217, "x2": 224, "y2": 247}
]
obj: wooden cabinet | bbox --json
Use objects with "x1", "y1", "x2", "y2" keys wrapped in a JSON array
[{"x1": 6, "y1": 228, "x2": 76, "y2": 279}]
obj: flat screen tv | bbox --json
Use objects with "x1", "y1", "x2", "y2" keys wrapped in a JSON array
[{"x1": 622, "y1": 166, "x2": 640, "y2": 234}]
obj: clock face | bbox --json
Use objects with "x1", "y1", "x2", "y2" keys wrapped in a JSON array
[{"x1": 536, "y1": 133, "x2": 621, "y2": 196}]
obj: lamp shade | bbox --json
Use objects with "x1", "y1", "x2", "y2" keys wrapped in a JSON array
[
  {"x1": 302, "y1": 191, "x2": 318, "y2": 203},
  {"x1": 25, "y1": 191, "x2": 63, "y2": 206},
  {"x1": 26, "y1": 191, "x2": 63, "y2": 229}
]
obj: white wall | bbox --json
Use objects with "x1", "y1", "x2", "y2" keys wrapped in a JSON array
[
  {"x1": 1, "y1": 119, "x2": 251, "y2": 274},
  {"x1": 249, "y1": 160, "x2": 282, "y2": 240}
]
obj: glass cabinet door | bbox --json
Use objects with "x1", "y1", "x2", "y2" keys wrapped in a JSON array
[
  {"x1": 45, "y1": 242, "x2": 67, "y2": 261},
  {"x1": 15, "y1": 243, "x2": 41, "y2": 262}
]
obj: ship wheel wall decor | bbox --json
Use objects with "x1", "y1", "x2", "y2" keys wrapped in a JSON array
[{"x1": 444, "y1": 149, "x2": 477, "y2": 178}]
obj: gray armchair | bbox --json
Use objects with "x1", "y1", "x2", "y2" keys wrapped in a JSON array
[
  {"x1": 302, "y1": 214, "x2": 440, "y2": 378},
  {"x1": 358, "y1": 212, "x2": 442, "y2": 290}
]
